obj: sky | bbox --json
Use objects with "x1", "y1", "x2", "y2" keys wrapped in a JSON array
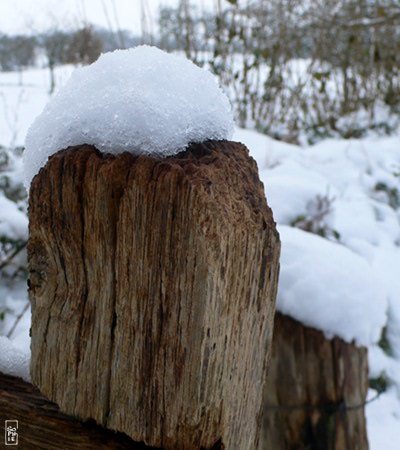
[{"x1": 0, "y1": 0, "x2": 214, "y2": 36}]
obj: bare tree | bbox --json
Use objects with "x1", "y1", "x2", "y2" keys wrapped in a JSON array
[
  {"x1": 66, "y1": 26, "x2": 103, "y2": 65},
  {"x1": 38, "y1": 30, "x2": 71, "y2": 94}
]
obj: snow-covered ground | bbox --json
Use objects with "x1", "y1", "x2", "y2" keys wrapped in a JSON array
[
  {"x1": 0, "y1": 65, "x2": 75, "y2": 150},
  {"x1": 233, "y1": 128, "x2": 400, "y2": 448},
  {"x1": 1, "y1": 59, "x2": 400, "y2": 447}
]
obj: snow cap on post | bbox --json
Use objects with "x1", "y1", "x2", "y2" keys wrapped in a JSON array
[
  {"x1": 277, "y1": 225, "x2": 387, "y2": 346},
  {"x1": 23, "y1": 45, "x2": 235, "y2": 189}
]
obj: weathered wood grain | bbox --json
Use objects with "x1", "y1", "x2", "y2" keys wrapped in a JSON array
[
  {"x1": 28, "y1": 141, "x2": 280, "y2": 450},
  {"x1": 262, "y1": 312, "x2": 369, "y2": 450},
  {"x1": 0, "y1": 372, "x2": 153, "y2": 449}
]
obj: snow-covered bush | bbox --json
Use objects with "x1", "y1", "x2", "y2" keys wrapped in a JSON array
[
  {"x1": 290, "y1": 193, "x2": 340, "y2": 240},
  {"x1": 0, "y1": 146, "x2": 28, "y2": 331},
  {"x1": 158, "y1": 0, "x2": 400, "y2": 144}
]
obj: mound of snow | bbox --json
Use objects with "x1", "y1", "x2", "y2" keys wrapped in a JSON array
[
  {"x1": 0, "y1": 336, "x2": 30, "y2": 382},
  {"x1": 23, "y1": 46, "x2": 234, "y2": 189},
  {"x1": 277, "y1": 225, "x2": 387, "y2": 346}
]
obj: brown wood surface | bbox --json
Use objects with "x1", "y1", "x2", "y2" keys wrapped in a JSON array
[
  {"x1": 28, "y1": 141, "x2": 280, "y2": 450},
  {"x1": 0, "y1": 371, "x2": 155, "y2": 449},
  {"x1": 262, "y1": 312, "x2": 369, "y2": 450}
]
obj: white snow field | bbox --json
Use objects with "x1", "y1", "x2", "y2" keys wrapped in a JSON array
[{"x1": 0, "y1": 51, "x2": 400, "y2": 447}]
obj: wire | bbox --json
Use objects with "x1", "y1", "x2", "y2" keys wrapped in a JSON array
[{"x1": 264, "y1": 390, "x2": 382, "y2": 413}]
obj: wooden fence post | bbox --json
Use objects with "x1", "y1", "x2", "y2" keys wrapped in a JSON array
[
  {"x1": 28, "y1": 141, "x2": 280, "y2": 450},
  {"x1": 262, "y1": 312, "x2": 369, "y2": 450}
]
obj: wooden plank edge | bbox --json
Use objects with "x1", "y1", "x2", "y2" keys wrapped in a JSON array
[{"x1": 0, "y1": 371, "x2": 159, "y2": 449}]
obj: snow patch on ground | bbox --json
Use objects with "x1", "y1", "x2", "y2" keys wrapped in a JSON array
[{"x1": 366, "y1": 387, "x2": 400, "y2": 450}]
